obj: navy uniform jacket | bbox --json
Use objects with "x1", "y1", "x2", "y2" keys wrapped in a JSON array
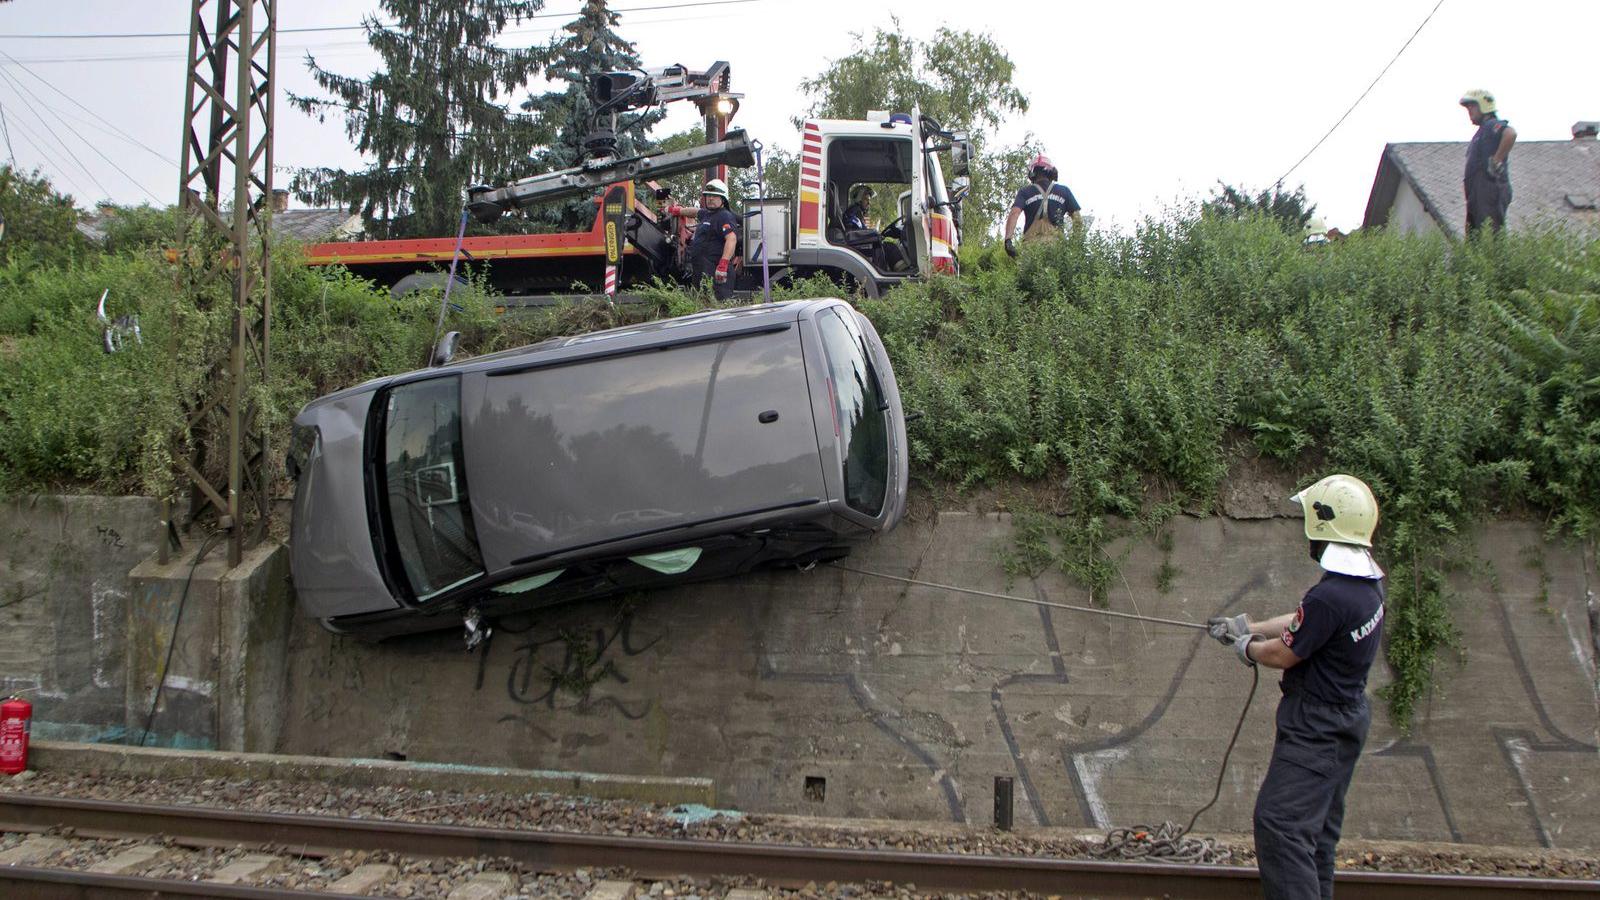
[
  {"x1": 1279, "y1": 572, "x2": 1385, "y2": 706},
  {"x1": 689, "y1": 207, "x2": 739, "y2": 268},
  {"x1": 1012, "y1": 183, "x2": 1081, "y2": 230},
  {"x1": 1464, "y1": 116, "x2": 1512, "y2": 197}
]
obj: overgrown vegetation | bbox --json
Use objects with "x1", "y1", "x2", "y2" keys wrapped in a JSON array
[{"x1": 2, "y1": 193, "x2": 1596, "y2": 731}]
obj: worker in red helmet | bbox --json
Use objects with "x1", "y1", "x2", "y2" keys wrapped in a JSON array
[{"x1": 1003, "y1": 153, "x2": 1082, "y2": 257}]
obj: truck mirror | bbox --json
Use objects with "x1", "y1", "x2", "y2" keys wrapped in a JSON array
[
  {"x1": 432, "y1": 331, "x2": 461, "y2": 367},
  {"x1": 951, "y1": 139, "x2": 972, "y2": 178}
]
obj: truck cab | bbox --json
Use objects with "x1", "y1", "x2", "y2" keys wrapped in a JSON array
[{"x1": 745, "y1": 109, "x2": 966, "y2": 298}]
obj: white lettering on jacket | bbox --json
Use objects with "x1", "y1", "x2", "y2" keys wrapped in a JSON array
[{"x1": 1349, "y1": 603, "x2": 1385, "y2": 643}]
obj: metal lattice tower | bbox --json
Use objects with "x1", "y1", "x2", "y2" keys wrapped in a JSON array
[{"x1": 172, "y1": 0, "x2": 276, "y2": 567}]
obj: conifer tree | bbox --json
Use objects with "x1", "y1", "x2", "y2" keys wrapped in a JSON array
[
  {"x1": 520, "y1": 0, "x2": 664, "y2": 230},
  {"x1": 288, "y1": 0, "x2": 549, "y2": 238}
]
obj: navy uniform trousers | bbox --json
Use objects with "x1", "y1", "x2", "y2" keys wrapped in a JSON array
[{"x1": 1253, "y1": 689, "x2": 1371, "y2": 900}]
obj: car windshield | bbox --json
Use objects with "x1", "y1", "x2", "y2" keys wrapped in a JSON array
[
  {"x1": 817, "y1": 309, "x2": 889, "y2": 516},
  {"x1": 382, "y1": 376, "x2": 485, "y2": 600}
]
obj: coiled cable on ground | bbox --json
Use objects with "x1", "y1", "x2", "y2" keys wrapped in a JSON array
[{"x1": 1090, "y1": 664, "x2": 1260, "y2": 864}]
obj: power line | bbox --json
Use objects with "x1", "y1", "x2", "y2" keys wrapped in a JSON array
[
  {"x1": 0, "y1": 99, "x2": 15, "y2": 164},
  {"x1": 0, "y1": 8, "x2": 744, "y2": 66},
  {"x1": 0, "y1": 48, "x2": 177, "y2": 165},
  {"x1": 0, "y1": 69, "x2": 111, "y2": 199},
  {"x1": 0, "y1": 0, "x2": 762, "y2": 39},
  {"x1": 0, "y1": 64, "x2": 159, "y2": 201},
  {"x1": 0, "y1": 108, "x2": 90, "y2": 198},
  {"x1": 1273, "y1": 0, "x2": 1447, "y2": 187}
]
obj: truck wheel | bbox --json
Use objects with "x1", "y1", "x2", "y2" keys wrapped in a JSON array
[{"x1": 391, "y1": 272, "x2": 469, "y2": 299}]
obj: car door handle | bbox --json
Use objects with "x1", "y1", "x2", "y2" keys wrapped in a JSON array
[{"x1": 758, "y1": 410, "x2": 780, "y2": 424}]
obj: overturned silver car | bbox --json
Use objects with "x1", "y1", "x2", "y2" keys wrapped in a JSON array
[{"x1": 287, "y1": 300, "x2": 909, "y2": 640}]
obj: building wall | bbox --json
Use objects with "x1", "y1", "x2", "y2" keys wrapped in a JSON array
[{"x1": 1390, "y1": 181, "x2": 1445, "y2": 237}]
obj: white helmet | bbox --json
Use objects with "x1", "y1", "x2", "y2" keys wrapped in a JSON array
[
  {"x1": 701, "y1": 178, "x2": 730, "y2": 201},
  {"x1": 1292, "y1": 474, "x2": 1379, "y2": 547}
]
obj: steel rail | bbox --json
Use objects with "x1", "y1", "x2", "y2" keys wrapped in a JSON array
[
  {"x1": 0, "y1": 865, "x2": 373, "y2": 899},
  {"x1": 3, "y1": 793, "x2": 1597, "y2": 899}
]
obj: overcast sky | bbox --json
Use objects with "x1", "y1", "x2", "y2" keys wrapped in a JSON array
[{"x1": 1, "y1": 0, "x2": 1593, "y2": 233}]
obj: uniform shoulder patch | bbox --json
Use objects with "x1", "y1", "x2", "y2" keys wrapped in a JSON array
[{"x1": 1282, "y1": 606, "x2": 1304, "y2": 647}]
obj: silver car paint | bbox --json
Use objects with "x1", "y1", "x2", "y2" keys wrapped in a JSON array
[
  {"x1": 461, "y1": 326, "x2": 826, "y2": 573},
  {"x1": 289, "y1": 389, "x2": 396, "y2": 620}
]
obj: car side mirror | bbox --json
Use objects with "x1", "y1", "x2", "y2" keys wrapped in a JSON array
[{"x1": 432, "y1": 331, "x2": 461, "y2": 367}]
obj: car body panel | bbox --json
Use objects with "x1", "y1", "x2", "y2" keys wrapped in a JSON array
[
  {"x1": 461, "y1": 324, "x2": 826, "y2": 572},
  {"x1": 289, "y1": 389, "x2": 396, "y2": 620}
]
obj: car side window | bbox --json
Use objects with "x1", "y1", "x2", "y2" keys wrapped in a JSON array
[
  {"x1": 817, "y1": 309, "x2": 890, "y2": 517},
  {"x1": 382, "y1": 376, "x2": 485, "y2": 600}
]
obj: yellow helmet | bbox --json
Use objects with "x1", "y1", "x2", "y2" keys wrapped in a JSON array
[
  {"x1": 1303, "y1": 217, "x2": 1329, "y2": 245},
  {"x1": 1459, "y1": 89, "x2": 1496, "y2": 115},
  {"x1": 1292, "y1": 474, "x2": 1379, "y2": 547}
]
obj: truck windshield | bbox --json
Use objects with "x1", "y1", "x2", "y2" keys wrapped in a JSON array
[
  {"x1": 382, "y1": 376, "x2": 485, "y2": 601},
  {"x1": 817, "y1": 309, "x2": 889, "y2": 517}
]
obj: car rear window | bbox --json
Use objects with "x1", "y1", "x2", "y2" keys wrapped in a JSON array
[
  {"x1": 382, "y1": 376, "x2": 485, "y2": 600},
  {"x1": 817, "y1": 309, "x2": 889, "y2": 517}
]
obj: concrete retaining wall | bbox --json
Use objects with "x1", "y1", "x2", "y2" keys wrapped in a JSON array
[
  {"x1": 276, "y1": 511, "x2": 1600, "y2": 849},
  {"x1": 5, "y1": 493, "x2": 1597, "y2": 848},
  {"x1": 0, "y1": 495, "x2": 159, "y2": 743}
]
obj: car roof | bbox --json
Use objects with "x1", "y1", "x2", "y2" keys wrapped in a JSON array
[{"x1": 298, "y1": 299, "x2": 843, "y2": 412}]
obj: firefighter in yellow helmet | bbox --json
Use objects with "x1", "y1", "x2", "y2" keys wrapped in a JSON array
[
  {"x1": 1208, "y1": 474, "x2": 1386, "y2": 899},
  {"x1": 1460, "y1": 89, "x2": 1517, "y2": 233}
]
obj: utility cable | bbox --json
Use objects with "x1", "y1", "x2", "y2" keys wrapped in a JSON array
[
  {"x1": 0, "y1": 98, "x2": 14, "y2": 164},
  {"x1": 832, "y1": 562, "x2": 1261, "y2": 864},
  {"x1": 0, "y1": 0, "x2": 766, "y2": 40},
  {"x1": 138, "y1": 532, "x2": 222, "y2": 749},
  {"x1": 1273, "y1": 0, "x2": 1447, "y2": 187},
  {"x1": 0, "y1": 105, "x2": 89, "y2": 197},
  {"x1": 0, "y1": 48, "x2": 176, "y2": 165},
  {"x1": 0, "y1": 63, "x2": 162, "y2": 201},
  {"x1": 0, "y1": 67, "x2": 111, "y2": 198}
]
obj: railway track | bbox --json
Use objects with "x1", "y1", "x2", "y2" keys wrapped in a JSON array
[{"x1": 3, "y1": 793, "x2": 1598, "y2": 899}]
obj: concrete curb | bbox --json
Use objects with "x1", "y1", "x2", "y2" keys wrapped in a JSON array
[{"x1": 26, "y1": 741, "x2": 714, "y2": 807}]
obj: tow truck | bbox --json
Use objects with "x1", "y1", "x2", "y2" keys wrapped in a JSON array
[{"x1": 301, "y1": 62, "x2": 973, "y2": 301}]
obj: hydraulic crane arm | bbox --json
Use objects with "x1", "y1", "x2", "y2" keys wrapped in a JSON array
[{"x1": 466, "y1": 129, "x2": 756, "y2": 224}]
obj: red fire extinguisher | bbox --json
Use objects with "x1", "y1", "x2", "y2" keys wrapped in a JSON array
[{"x1": 1, "y1": 695, "x2": 33, "y2": 775}]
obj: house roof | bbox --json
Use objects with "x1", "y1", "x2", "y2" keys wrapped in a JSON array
[{"x1": 1363, "y1": 136, "x2": 1600, "y2": 237}]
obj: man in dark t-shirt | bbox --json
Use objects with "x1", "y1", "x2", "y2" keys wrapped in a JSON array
[
  {"x1": 1460, "y1": 89, "x2": 1516, "y2": 233},
  {"x1": 1003, "y1": 153, "x2": 1082, "y2": 257},
  {"x1": 1209, "y1": 474, "x2": 1385, "y2": 900}
]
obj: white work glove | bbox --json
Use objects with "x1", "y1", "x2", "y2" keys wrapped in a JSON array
[
  {"x1": 1234, "y1": 633, "x2": 1261, "y2": 668},
  {"x1": 1207, "y1": 614, "x2": 1249, "y2": 646}
]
